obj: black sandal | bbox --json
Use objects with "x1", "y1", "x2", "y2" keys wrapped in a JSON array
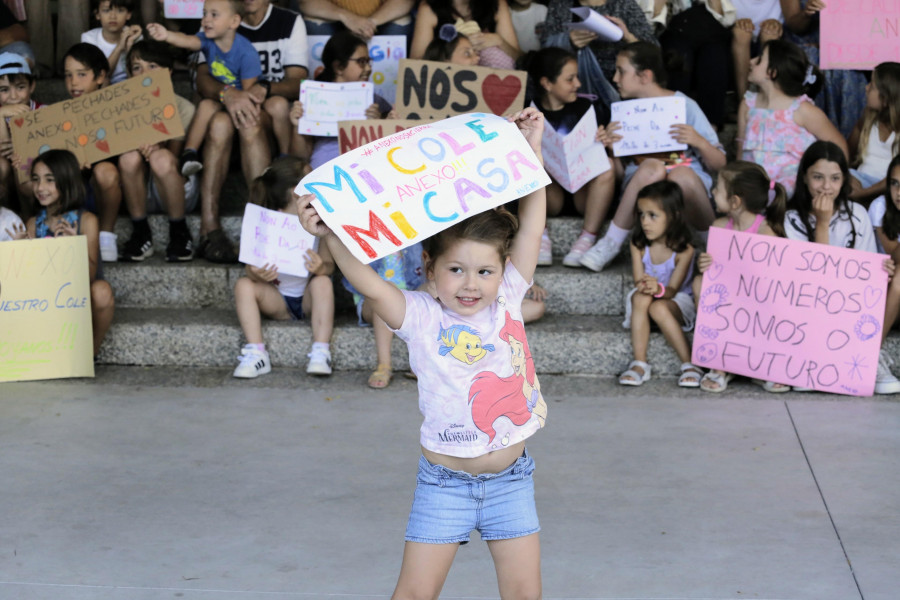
[{"x1": 197, "y1": 229, "x2": 237, "y2": 263}]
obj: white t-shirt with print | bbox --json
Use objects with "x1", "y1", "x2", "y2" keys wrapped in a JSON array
[
  {"x1": 81, "y1": 28, "x2": 130, "y2": 84},
  {"x1": 784, "y1": 201, "x2": 877, "y2": 252},
  {"x1": 393, "y1": 262, "x2": 547, "y2": 458}
]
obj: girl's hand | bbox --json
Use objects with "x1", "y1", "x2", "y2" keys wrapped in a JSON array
[
  {"x1": 734, "y1": 18, "x2": 754, "y2": 34},
  {"x1": 804, "y1": 0, "x2": 826, "y2": 15},
  {"x1": 295, "y1": 193, "x2": 332, "y2": 238},
  {"x1": 606, "y1": 16, "x2": 637, "y2": 43},
  {"x1": 669, "y1": 123, "x2": 703, "y2": 147},
  {"x1": 289, "y1": 100, "x2": 304, "y2": 126},
  {"x1": 569, "y1": 29, "x2": 597, "y2": 49},
  {"x1": 0, "y1": 103, "x2": 29, "y2": 118},
  {"x1": 120, "y1": 25, "x2": 143, "y2": 50},
  {"x1": 0, "y1": 140, "x2": 15, "y2": 160},
  {"x1": 138, "y1": 143, "x2": 161, "y2": 161},
  {"x1": 385, "y1": 108, "x2": 399, "y2": 119},
  {"x1": 525, "y1": 282, "x2": 548, "y2": 302},
  {"x1": 697, "y1": 252, "x2": 713, "y2": 273},
  {"x1": 6, "y1": 222, "x2": 27, "y2": 240},
  {"x1": 638, "y1": 274, "x2": 658, "y2": 295},
  {"x1": 469, "y1": 32, "x2": 502, "y2": 51},
  {"x1": 305, "y1": 248, "x2": 323, "y2": 273},
  {"x1": 759, "y1": 19, "x2": 783, "y2": 43},
  {"x1": 146, "y1": 23, "x2": 169, "y2": 42},
  {"x1": 248, "y1": 263, "x2": 279, "y2": 282},
  {"x1": 811, "y1": 191, "x2": 835, "y2": 223},
  {"x1": 508, "y1": 107, "x2": 544, "y2": 157},
  {"x1": 883, "y1": 257, "x2": 896, "y2": 279},
  {"x1": 596, "y1": 122, "x2": 622, "y2": 148},
  {"x1": 364, "y1": 102, "x2": 381, "y2": 120},
  {"x1": 53, "y1": 220, "x2": 77, "y2": 237}
]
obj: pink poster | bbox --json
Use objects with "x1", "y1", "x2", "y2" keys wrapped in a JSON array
[
  {"x1": 692, "y1": 229, "x2": 888, "y2": 396},
  {"x1": 820, "y1": 1, "x2": 900, "y2": 70}
]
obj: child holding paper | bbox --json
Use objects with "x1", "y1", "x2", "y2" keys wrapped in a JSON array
[
  {"x1": 81, "y1": 0, "x2": 143, "y2": 85},
  {"x1": 296, "y1": 108, "x2": 547, "y2": 600},
  {"x1": 9, "y1": 150, "x2": 115, "y2": 356},
  {"x1": 581, "y1": 41, "x2": 725, "y2": 272},
  {"x1": 147, "y1": 0, "x2": 262, "y2": 177},
  {"x1": 233, "y1": 156, "x2": 335, "y2": 378},
  {"x1": 117, "y1": 40, "x2": 198, "y2": 262},
  {"x1": 786, "y1": 141, "x2": 900, "y2": 394},
  {"x1": 0, "y1": 52, "x2": 43, "y2": 220}
]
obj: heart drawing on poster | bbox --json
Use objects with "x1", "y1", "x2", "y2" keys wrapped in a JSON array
[{"x1": 481, "y1": 74, "x2": 521, "y2": 116}]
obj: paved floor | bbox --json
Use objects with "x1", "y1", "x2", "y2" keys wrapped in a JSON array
[{"x1": 1, "y1": 369, "x2": 898, "y2": 600}]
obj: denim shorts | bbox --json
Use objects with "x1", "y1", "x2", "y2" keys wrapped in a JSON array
[
  {"x1": 405, "y1": 450, "x2": 540, "y2": 544},
  {"x1": 282, "y1": 293, "x2": 305, "y2": 320}
]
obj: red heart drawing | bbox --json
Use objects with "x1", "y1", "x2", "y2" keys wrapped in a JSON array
[
  {"x1": 481, "y1": 74, "x2": 522, "y2": 116},
  {"x1": 151, "y1": 87, "x2": 160, "y2": 97},
  {"x1": 152, "y1": 122, "x2": 169, "y2": 134},
  {"x1": 95, "y1": 139, "x2": 110, "y2": 153},
  {"x1": 13, "y1": 117, "x2": 23, "y2": 127}
]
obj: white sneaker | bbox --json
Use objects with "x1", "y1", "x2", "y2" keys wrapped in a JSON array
[
  {"x1": 538, "y1": 230, "x2": 552, "y2": 266},
  {"x1": 306, "y1": 347, "x2": 333, "y2": 375},
  {"x1": 233, "y1": 345, "x2": 271, "y2": 378},
  {"x1": 99, "y1": 231, "x2": 118, "y2": 262},
  {"x1": 579, "y1": 235, "x2": 622, "y2": 272},
  {"x1": 563, "y1": 232, "x2": 597, "y2": 267},
  {"x1": 875, "y1": 350, "x2": 900, "y2": 394}
]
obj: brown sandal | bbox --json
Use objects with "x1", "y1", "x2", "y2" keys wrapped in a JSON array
[{"x1": 367, "y1": 364, "x2": 393, "y2": 389}]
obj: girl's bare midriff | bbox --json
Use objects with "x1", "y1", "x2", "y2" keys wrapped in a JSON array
[{"x1": 422, "y1": 440, "x2": 525, "y2": 475}]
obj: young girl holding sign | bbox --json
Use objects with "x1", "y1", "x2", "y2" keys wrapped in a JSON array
[
  {"x1": 848, "y1": 62, "x2": 900, "y2": 204},
  {"x1": 525, "y1": 47, "x2": 616, "y2": 268},
  {"x1": 12, "y1": 150, "x2": 115, "y2": 356},
  {"x1": 693, "y1": 161, "x2": 789, "y2": 393},
  {"x1": 620, "y1": 180, "x2": 700, "y2": 387},
  {"x1": 297, "y1": 109, "x2": 547, "y2": 599},
  {"x1": 581, "y1": 41, "x2": 725, "y2": 272},
  {"x1": 786, "y1": 141, "x2": 900, "y2": 394},
  {"x1": 737, "y1": 39, "x2": 846, "y2": 197},
  {"x1": 870, "y1": 155, "x2": 900, "y2": 360},
  {"x1": 232, "y1": 157, "x2": 335, "y2": 378}
]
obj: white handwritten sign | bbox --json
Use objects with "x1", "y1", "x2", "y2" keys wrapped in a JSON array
[
  {"x1": 567, "y1": 7, "x2": 623, "y2": 42},
  {"x1": 611, "y1": 96, "x2": 687, "y2": 157},
  {"x1": 239, "y1": 204, "x2": 317, "y2": 277},
  {"x1": 540, "y1": 106, "x2": 610, "y2": 193},
  {"x1": 164, "y1": 0, "x2": 203, "y2": 18},
  {"x1": 297, "y1": 81, "x2": 375, "y2": 137},
  {"x1": 693, "y1": 228, "x2": 887, "y2": 396},
  {"x1": 308, "y1": 36, "x2": 405, "y2": 106},
  {"x1": 296, "y1": 113, "x2": 550, "y2": 263}
]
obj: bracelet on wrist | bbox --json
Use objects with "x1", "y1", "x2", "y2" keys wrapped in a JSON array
[
  {"x1": 219, "y1": 84, "x2": 233, "y2": 104},
  {"x1": 653, "y1": 283, "x2": 666, "y2": 298}
]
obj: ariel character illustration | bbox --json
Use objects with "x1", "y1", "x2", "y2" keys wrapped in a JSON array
[
  {"x1": 439, "y1": 324, "x2": 495, "y2": 365},
  {"x1": 468, "y1": 312, "x2": 547, "y2": 445}
]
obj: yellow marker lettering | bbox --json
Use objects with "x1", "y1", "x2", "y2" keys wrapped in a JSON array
[
  {"x1": 387, "y1": 147, "x2": 425, "y2": 174},
  {"x1": 389, "y1": 211, "x2": 418, "y2": 239}
]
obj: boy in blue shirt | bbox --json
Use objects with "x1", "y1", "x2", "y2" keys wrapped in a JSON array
[{"x1": 147, "y1": 0, "x2": 261, "y2": 176}]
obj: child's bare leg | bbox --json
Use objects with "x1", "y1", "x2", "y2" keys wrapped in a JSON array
[
  {"x1": 184, "y1": 98, "x2": 221, "y2": 154},
  {"x1": 92, "y1": 161, "x2": 122, "y2": 233},
  {"x1": 488, "y1": 533, "x2": 542, "y2": 600},
  {"x1": 612, "y1": 160, "x2": 666, "y2": 230},
  {"x1": 147, "y1": 148, "x2": 186, "y2": 219},
  {"x1": 626, "y1": 292, "x2": 653, "y2": 382},
  {"x1": 574, "y1": 168, "x2": 616, "y2": 235},
  {"x1": 264, "y1": 96, "x2": 291, "y2": 156},
  {"x1": 234, "y1": 277, "x2": 291, "y2": 344},
  {"x1": 90, "y1": 279, "x2": 115, "y2": 357},
  {"x1": 546, "y1": 180, "x2": 564, "y2": 217},
  {"x1": 303, "y1": 273, "x2": 335, "y2": 344},
  {"x1": 119, "y1": 150, "x2": 149, "y2": 219},
  {"x1": 648, "y1": 299, "x2": 691, "y2": 363},
  {"x1": 668, "y1": 166, "x2": 715, "y2": 231},
  {"x1": 391, "y1": 542, "x2": 460, "y2": 600}
]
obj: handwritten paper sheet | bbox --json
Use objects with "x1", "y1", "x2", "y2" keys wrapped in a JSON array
[
  {"x1": 540, "y1": 106, "x2": 610, "y2": 193},
  {"x1": 0, "y1": 237, "x2": 94, "y2": 382},
  {"x1": 297, "y1": 81, "x2": 374, "y2": 137},
  {"x1": 164, "y1": 0, "x2": 203, "y2": 18},
  {"x1": 239, "y1": 204, "x2": 318, "y2": 277},
  {"x1": 692, "y1": 228, "x2": 887, "y2": 396},
  {"x1": 566, "y1": 7, "x2": 623, "y2": 42},
  {"x1": 308, "y1": 36, "x2": 405, "y2": 106},
  {"x1": 296, "y1": 113, "x2": 550, "y2": 263},
  {"x1": 610, "y1": 96, "x2": 687, "y2": 158}
]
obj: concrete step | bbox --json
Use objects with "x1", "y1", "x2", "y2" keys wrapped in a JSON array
[{"x1": 97, "y1": 309, "x2": 687, "y2": 376}]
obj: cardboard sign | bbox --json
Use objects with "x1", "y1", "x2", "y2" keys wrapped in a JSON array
[
  {"x1": 0, "y1": 237, "x2": 94, "y2": 382},
  {"x1": 540, "y1": 106, "x2": 610, "y2": 193},
  {"x1": 567, "y1": 7, "x2": 623, "y2": 42},
  {"x1": 692, "y1": 228, "x2": 888, "y2": 396},
  {"x1": 239, "y1": 204, "x2": 318, "y2": 278},
  {"x1": 296, "y1": 113, "x2": 550, "y2": 263},
  {"x1": 10, "y1": 69, "x2": 185, "y2": 183},
  {"x1": 338, "y1": 119, "x2": 421, "y2": 154},
  {"x1": 610, "y1": 96, "x2": 687, "y2": 158},
  {"x1": 820, "y1": 1, "x2": 900, "y2": 70},
  {"x1": 164, "y1": 0, "x2": 203, "y2": 18},
  {"x1": 308, "y1": 35, "x2": 405, "y2": 105},
  {"x1": 395, "y1": 59, "x2": 526, "y2": 120},
  {"x1": 297, "y1": 80, "x2": 374, "y2": 137}
]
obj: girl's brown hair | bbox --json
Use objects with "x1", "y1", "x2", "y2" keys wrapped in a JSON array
[
  {"x1": 32, "y1": 149, "x2": 85, "y2": 215},
  {"x1": 855, "y1": 62, "x2": 900, "y2": 165},
  {"x1": 249, "y1": 155, "x2": 306, "y2": 211},
  {"x1": 718, "y1": 161, "x2": 786, "y2": 237},
  {"x1": 630, "y1": 180, "x2": 692, "y2": 252},
  {"x1": 423, "y1": 208, "x2": 518, "y2": 275}
]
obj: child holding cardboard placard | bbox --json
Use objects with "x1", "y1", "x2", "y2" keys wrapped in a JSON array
[
  {"x1": 147, "y1": 0, "x2": 262, "y2": 177},
  {"x1": 10, "y1": 150, "x2": 115, "y2": 357},
  {"x1": 0, "y1": 52, "x2": 43, "y2": 220},
  {"x1": 296, "y1": 107, "x2": 547, "y2": 599},
  {"x1": 581, "y1": 41, "x2": 725, "y2": 272},
  {"x1": 693, "y1": 161, "x2": 789, "y2": 393},
  {"x1": 233, "y1": 156, "x2": 335, "y2": 378}
]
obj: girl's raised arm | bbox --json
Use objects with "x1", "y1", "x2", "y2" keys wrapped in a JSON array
[
  {"x1": 296, "y1": 194, "x2": 407, "y2": 329},
  {"x1": 795, "y1": 103, "x2": 849, "y2": 159},
  {"x1": 508, "y1": 108, "x2": 546, "y2": 283}
]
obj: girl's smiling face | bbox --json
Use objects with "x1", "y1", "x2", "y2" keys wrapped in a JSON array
[
  {"x1": 428, "y1": 238, "x2": 504, "y2": 316},
  {"x1": 31, "y1": 162, "x2": 60, "y2": 209},
  {"x1": 543, "y1": 59, "x2": 580, "y2": 106},
  {"x1": 335, "y1": 45, "x2": 372, "y2": 82},
  {"x1": 636, "y1": 196, "x2": 669, "y2": 242},
  {"x1": 803, "y1": 159, "x2": 844, "y2": 204},
  {"x1": 889, "y1": 165, "x2": 900, "y2": 211},
  {"x1": 64, "y1": 56, "x2": 104, "y2": 98},
  {"x1": 450, "y1": 37, "x2": 480, "y2": 66}
]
